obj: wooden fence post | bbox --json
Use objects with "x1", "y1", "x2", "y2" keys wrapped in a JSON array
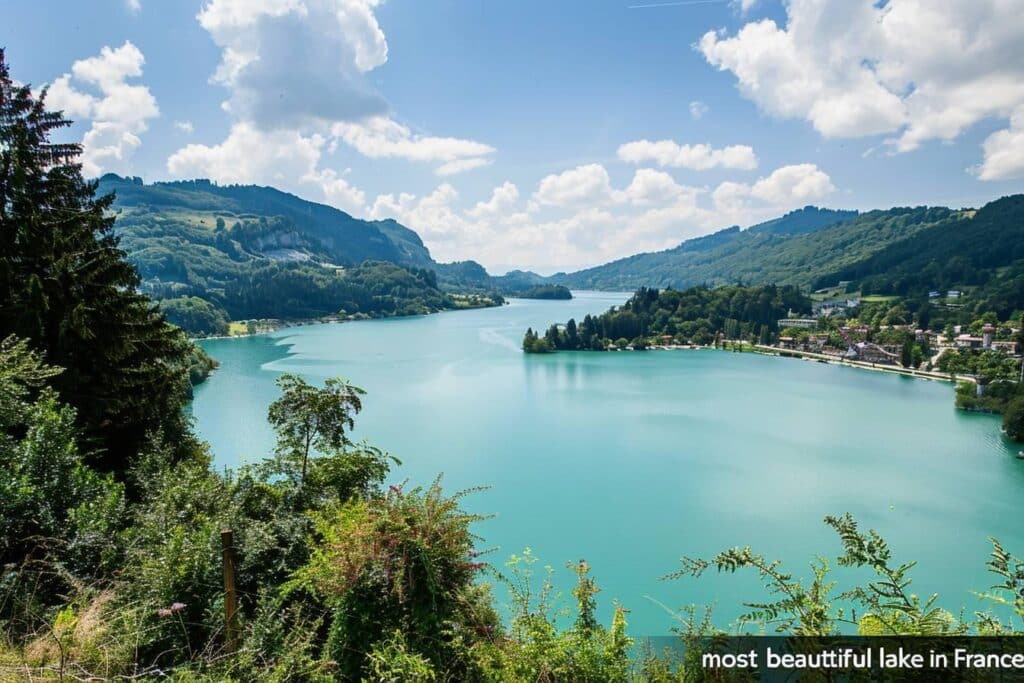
[{"x1": 221, "y1": 528, "x2": 239, "y2": 653}]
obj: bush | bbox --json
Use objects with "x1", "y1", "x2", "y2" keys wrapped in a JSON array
[
  {"x1": 290, "y1": 481, "x2": 499, "y2": 680},
  {"x1": 1003, "y1": 396, "x2": 1024, "y2": 441}
]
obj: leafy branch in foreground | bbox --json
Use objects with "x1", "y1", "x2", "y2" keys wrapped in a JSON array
[
  {"x1": 974, "y1": 537, "x2": 1024, "y2": 633},
  {"x1": 826, "y1": 513, "x2": 962, "y2": 635},
  {"x1": 668, "y1": 547, "x2": 838, "y2": 635},
  {"x1": 667, "y1": 513, "x2": 1024, "y2": 637}
]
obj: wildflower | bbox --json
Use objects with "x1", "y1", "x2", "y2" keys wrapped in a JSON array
[
  {"x1": 170, "y1": 602, "x2": 187, "y2": 613},
  {"x1": 156, "y1": 608, "x2": 172, "y2": 618}
]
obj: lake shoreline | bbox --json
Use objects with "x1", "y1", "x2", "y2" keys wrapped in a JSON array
[{"x1": 190, "y1": 299, "x2": 511, "y2": 342}]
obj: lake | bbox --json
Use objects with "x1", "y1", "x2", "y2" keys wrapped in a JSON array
[{"x1": 194, "y1": 291, "x2": 1024, "y2": 636}]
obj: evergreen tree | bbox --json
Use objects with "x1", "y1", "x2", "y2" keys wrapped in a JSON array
[
  {"x1": 0, "y1": 50, "x2": 193, "y2": 472},
  {"x1": 901, "y1": 341, "x2": 914, "y2": 368}
]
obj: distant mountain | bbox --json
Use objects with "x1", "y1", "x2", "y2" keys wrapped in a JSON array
[
  {"x1": 102, "y1": 175, "x2": 408, "y2": 265},
  {"x1": 549, "y1": 195, "x2": 1024, "y2": 320},
  {"x1": 549, "y1": 206, "x2": 970, "y2": 291},
  {"x1": 98, "y1": 175, "x2": 512, "y2": 333},
  {"x1": 101, "y1": 174, "x2": 559, "y2": 295}
]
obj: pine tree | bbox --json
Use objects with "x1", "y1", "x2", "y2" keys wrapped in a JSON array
[{"x1": 0, "y1": 50, "x2": 194, "y2": 472}]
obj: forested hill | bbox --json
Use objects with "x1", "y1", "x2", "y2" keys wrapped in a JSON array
[
  {"x1": 551, "y1": 206, "x2": 862, "y2": 290},
  {"x1": 100, "y1": 175, "x2": 431, "y2": 266},
  {"x1": 98, "y1": 175, "x2": 516, "y2": 334},
  {"x1": 813, "y1": 195, "x2": 1024, "y2": 317}
]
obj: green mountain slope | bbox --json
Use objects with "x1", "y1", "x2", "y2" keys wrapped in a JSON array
[
  {"x1": 101, "y1": 174, "x2": 421, "y2": 266},
  {"x1": 550, "y1": 205, "x2": 976, "y2": 291},
  {"x1": 99, "y1": 175, "x2": 504, "y2": 333},
  {"x1": 815, "y1": 195, "x2": 1024, "y2": 318}
]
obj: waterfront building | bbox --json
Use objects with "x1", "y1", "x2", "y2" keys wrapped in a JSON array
[{"x1": 779, "y1": 318, "x2": 817, "y2": 329}]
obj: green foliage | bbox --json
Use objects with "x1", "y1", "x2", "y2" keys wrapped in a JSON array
[
  {"x1": 671, "y1": 514, "x2": 970, "y2": 637},
  {"x1": 290, "y1": 480, "x2": 498, "y2": 680},
  {"x1": 365, "y1": 630, "x2": 438, "y2": 682},
  {"x1": 0, "y1": 335, "x2": 61, "y2": 425},
  {"x1": 492, "y1": 549, "x2": 634, "y2": 682},
  {"x1": 267, "y1": 374, "x2": 366, "y2": 487},
  {"x1": 161, "y1": 296, "x2": 230, "y2": 336},
  {"x1": 818, "y1": 196, "x2": 1024, "y2": 315},
  {"x1": 522, "y1": 327, "x2": 555, "y2": 353},
  {"x1": 0, "y1": 52, "x2": 195, "y2": 471},
  {"x1": 525, "y1": 284, "x2": 810, "y2": 353},
  {"x1": 0, "y1": 341, "x2": 124, "y2": 635},
  {"x1": 224, "y1": 260, "x2": 457, "y2": 322},
  {"x1": 1002, "y1": 396, "x2": 1024, "y2": 441},
  {"x1": 185, "y1": 345, "x2": 219, "y2": 388},
  {"x1": 939, "y1": 348, "x2": 1021, "y2": 382},
  {"x1": 513, "y1": 284, "x2": 573, "y2": 300},
  {"x1": 826, "y1": 514, "x2": 962, "y2": 635}
]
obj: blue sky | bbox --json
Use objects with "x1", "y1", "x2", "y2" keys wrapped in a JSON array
[{"x1": 7, "y1": 0, "x2": 1024, "y2": 273}]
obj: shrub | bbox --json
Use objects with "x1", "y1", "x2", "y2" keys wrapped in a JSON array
[{"x1": 290, "y1": 481, "x2": 498, "y2": 680}]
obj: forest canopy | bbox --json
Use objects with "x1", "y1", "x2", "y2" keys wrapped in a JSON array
[{"x1": 524, "y1": 284, "x2": 810, "y2": 353}]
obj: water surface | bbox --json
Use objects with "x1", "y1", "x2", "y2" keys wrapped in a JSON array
[{"x1": 194, "y1": 292, "x2": 1024, "y2": 635}]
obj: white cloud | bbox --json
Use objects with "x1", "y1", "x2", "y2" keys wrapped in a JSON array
[
  {"x1": 622, "y1": 169, "x2": 697, "y2": 206},
  {"x1": 198, "y1": 0, "x2": 388, "y2": 128},
  {"x1": 977, "y1": 106, "x2": 1024, "y2": 181},
  {"x1": 699, "y1": 0, "x2": 1024, "y2": 172},
  {"x1": 363, "y1": 158, "x2": 838, "y2": 272},
  {"x1": 533, "y1": 164, "x2": 617, "y2": 208},
  {"x1": 331, "y1": 116, "x2": 494, "y2": 174},
  {"x1": 46, "y1": 75, "x2": 94, "y2": 119},
  {"x1": 45, "y1": 41, "x2": 158, "y2": 177},
  {"x1": 713, "y1": 163, "x2": 834, "y2": 210},
  {"x1": 174, "y1": 120, "x2": 195, "y2": 134},
  {"x1": 436, "y1": 158, "x2": 492, "y2": 176},
  {"x1": 468, "y1": 182, "x2": 520, "y2": 218},
  {"x1": 369, "y1": 184, "x2": 472, "y2": 247},
  {"x1": 617, "y1": 139, "x2": 758, "y2": 170},
  {"x1": 689, "y1": 100, "x2": 709, "y2": 120},
  {"x1": 174, "y1": 0, "x2": 496, "y2": 200},
  {"x1": 167, "y1": 122, "x2": 365, "y2": 213},
  {"x1": 126, "y1": 0, "x2": 141, "y2": 12}
]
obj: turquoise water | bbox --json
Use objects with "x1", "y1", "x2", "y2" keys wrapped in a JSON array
[{"x1": 194, "y1": 291, "x2": 1024, "y2": 635}]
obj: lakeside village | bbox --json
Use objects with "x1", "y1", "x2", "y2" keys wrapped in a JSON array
[{"x1": 522, "y1": 282, "x2": 1024, "y2": 441}]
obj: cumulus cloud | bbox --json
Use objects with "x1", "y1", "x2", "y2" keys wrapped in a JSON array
[
  {"x1": 976, "y1": 107, "x2": 1024, "y2": 181},
  {"x1": 622, "y1": 169, "x2": 697, "y2": 206},
  {"x1": 176, "y1": 0, "x2": 495, "y2": 190},
  {"x1": 44, "y1": 41, "x2": 158, "y2": 177},
  {"x1": 617, "y1": 139, "x2": 758, "y2": 170},
  {"x1": 468, "y1": 182, "x2": 520, "y2": 218},
  {"x1": 689, "y1": 100, "x2": 709, "y2": 120},
  {"x1": 369, "y1": 184, "x2": 472, "y2": 246},
  {"x1": 167, "y1": 122, "x2": 365, "y2": 213},
  {"x1": 331, "y1": 117, "x2": 494, "y2": 174},
  {"x1": 372, "y1": 161, "x2": 837, "y2": 273},
  {"x1": 699, "y1": 0, "x2": 1024, "y2": 175},
  {"x1": 174, "y1": 120, "x2": 195, "y2": 133},
  {"x1": 712, "y1": 163, "x2": 834, "y2": 211},
  {"x1": 532, "y1": 164, "x2": 618, "y2": 208},
  {"x1": 198, "y1": 0, "x2": 388, "y2": 127}
]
